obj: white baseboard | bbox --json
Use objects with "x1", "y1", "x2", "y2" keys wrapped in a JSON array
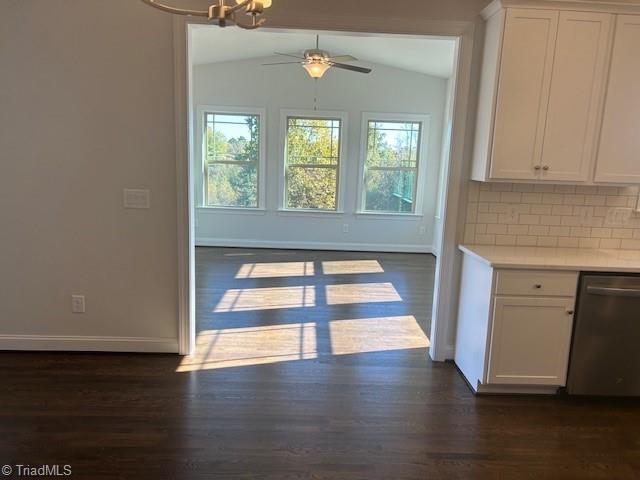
[
  {"x1": 475, "y1": 383, "x2": 560, "y2": 395},
  {"x1": 196, "y1": 237, "x2": 435, "y2": 254},
  {"x1": 429, "y1": 343, "x2": 455, "y2": 362},
  {"x1": 0, "y1": 335, "x2": 179, "y2": 353}
]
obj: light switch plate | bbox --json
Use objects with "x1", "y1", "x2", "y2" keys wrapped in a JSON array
[
  {"x1": 124, "y1": 189, "x2": 151, "y2": 209},
  {"x1": 71, "y1": 295, "x2": 85, "y2": 314}
]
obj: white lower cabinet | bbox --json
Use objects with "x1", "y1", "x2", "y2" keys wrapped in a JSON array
[
  {"x1": 488, "y1": 297, "x2": 575, "y2": 386},
  {"x1": 455, "y1": 253, "x2": 579, "y2": 394}
]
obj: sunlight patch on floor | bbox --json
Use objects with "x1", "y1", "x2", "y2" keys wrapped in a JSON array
[
  {"x1": 329, "y1": 316, "x2": 430, "y2": 355},
  {"x1": 177, "y1": 323, "x2": 317, "y2": 372},
  {"x1": 214, "y1": 286, "x2": 316, "y2": 312},
  {"x1": 321, "y1": 260, "x2": 384, "y2": 275},
  {"x1": 325, "y1": 282, "x2": 402, "y2": 305},
  {"x1": 235, "y1": 261, "x2": 315, "y2": 279}
]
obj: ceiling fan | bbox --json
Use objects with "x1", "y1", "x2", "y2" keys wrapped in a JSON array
[{"x1": 264, "y1": 36, "x2": 373, "y2": 79}]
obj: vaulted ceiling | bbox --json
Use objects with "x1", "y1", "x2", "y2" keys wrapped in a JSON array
[{"x1": 190, "y1": 27, "x2": 457, "y2": 79}]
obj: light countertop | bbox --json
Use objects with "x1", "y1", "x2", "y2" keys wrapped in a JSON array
[{"x1": 459, "y1": 245, "x2": 640, "y2": 273}]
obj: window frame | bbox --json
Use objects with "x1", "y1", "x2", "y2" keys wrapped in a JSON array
[
  {"x1": 279, "y1": 109, "x2": 348, "y2": 214},
  {"x1": 357, "y1": 112, "x2": 430, "y2": 216},
  {"x1": 196, "y1": 105, "x2": 267, "y2": 211}
]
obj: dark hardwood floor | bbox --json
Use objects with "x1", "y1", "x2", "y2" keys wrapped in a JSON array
[
  {"x1": 192, "y1": 248, "x2": 435, "y2": 371},
  {"x1": 0, "y1": 247, "x2": 638, "y2": 479}
]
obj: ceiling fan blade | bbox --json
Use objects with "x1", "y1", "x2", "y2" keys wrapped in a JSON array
[
  {"x1": 274, "y1": 52, "x2": 305, "y2": 60},
  {"x1": 263, "y1": 61, "x2": 302, "y2": 66},
  {"x1": 327, "y1": 55, "x2": 357, "y2": 62},
  {"x1": 329, "y1": 62, "x2": 372, "y2": 74}
]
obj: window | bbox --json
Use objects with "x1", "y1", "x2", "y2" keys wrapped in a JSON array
[
  {"x1": 284, "y1": 115, "x2": 343, "y2": 211},
  {"x1": 361, "y1": 117, "x2": 427, "y2": 214},
  {"x1": 203, "y1": 111, "x2": 262, "y2": 208}
]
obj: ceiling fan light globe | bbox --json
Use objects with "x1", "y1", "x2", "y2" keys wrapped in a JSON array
[{"x1": 303, "y1": 62, "x2": 330, "y2": 79}]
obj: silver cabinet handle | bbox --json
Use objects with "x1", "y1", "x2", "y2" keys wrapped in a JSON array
[{"x1": 587, "y1": 286, "x2": 640, "y2": 298}]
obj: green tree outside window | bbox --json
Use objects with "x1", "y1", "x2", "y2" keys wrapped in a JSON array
[{"x1": 205, "y1": 113, "x2": 260, "y2": 208}]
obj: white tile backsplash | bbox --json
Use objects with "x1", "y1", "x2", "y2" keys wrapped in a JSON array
[{"x1": 465, "y1": 182, "x2": 640, "y2": 249}]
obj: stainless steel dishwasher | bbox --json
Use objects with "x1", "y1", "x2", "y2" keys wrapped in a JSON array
[{"x1": 567, "y1": 273, "x2": 640, "y2": 396}]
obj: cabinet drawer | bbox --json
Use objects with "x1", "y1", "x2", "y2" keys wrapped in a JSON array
[{"x1": 495, "y1": 270, "x2": 578, "y2": 297}]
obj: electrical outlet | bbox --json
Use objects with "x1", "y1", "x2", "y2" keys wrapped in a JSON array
[
  {"x1": 604, "y1": 207, "x2": 633, "y2": 227},
  {"x1": 419, "y1": 226, "x2": 427, "y2": 235},
  {"x1": 71, "y1": 295, "x2": 85, "y2": 314},
  {"x1": 577, "y1": 206, "x2": 594, "y2": 226},
  {"x1": 508, "y1": 206, "x2": 519, "y2": 223},
  {"x1": 342, "y1": 224, "x2": 349, "y2": 234}
]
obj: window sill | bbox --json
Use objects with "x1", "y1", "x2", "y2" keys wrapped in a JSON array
[
  {"x1": 355, "y1": 211, "x2": 424, "y2": 220},
  {"x1": 197, "y1": 207, "x2": 267, "y2": 216},
  {"x1": 277, "y1": 209, "x2": 344, "y2": 218}
]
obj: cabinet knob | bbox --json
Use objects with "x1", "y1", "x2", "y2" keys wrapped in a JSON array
[
  {"x1": 566, "y1": 310, "x2": 575, "y2": 316},
  {"x1": 543, "y1": 165, "x2": 550, "y2": 171},
  {"x1": 534, "y1": 165, "x2": 542, "y2": 171},
  {"x1": 534, "y1": 284, "x2": 543, "y2": 289}
]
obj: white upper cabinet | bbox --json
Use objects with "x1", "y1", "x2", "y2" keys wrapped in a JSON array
[
  {"x1": 595, "y1": 15, "x2": 640, "y2": 184},
  {"x1": 541, "y1": 12, "x2": 612, "y2": 182},
  {"x1": 472, "y1": 1, "x2": 639, "y2": 185},
  {"x1": 490, "y1": 9, "x2": 558, "y2": 181}
]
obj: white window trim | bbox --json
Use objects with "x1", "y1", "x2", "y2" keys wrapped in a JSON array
[
  {"x1": 196, "y1": 206, "x2": 267, "y2": 216},
  {"x1": 278, "y1": 109, "x2": 348, "y2": 214},
  {"x1": 357, "y1": 112, "x2": 430, "y2": 216},
  {"x1": 195, "y1": 105, "x2": 267, "y2": 210}
]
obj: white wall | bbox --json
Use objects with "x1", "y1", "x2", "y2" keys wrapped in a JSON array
[
  {"x1": 193, "y1": 57, "x2": 448, "y2": 252},
  {"x1": 0, "y1": 0, "x2": 179, "y2": 351}
]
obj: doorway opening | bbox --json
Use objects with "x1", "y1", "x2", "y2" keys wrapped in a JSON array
[{"x1": 179, "y1": 25, "x2": 463, "y2": 369}]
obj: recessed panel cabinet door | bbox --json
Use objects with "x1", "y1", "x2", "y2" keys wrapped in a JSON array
[
  {"x1": 490, "y1": 9, "x2": 559, "y2": 180},
  {"x1": 487, "y1": 297, "x2": 575, "y2": 386},
  {"x1": 595, "y1": 15, "x2": 640, "y2": 184},
  {"x1": 541, "y1": 12, "x2": 613, "y2": 182}
]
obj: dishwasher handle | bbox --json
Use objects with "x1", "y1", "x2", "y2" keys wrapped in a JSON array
[{"x1": 587, "y1": 286, "x2": 640, "y2": 298}]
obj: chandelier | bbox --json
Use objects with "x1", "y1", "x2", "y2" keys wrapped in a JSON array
[{"x1": 140, "y1": 0, "x2": 272, "y2": 29}]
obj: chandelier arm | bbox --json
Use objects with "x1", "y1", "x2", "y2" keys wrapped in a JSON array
[
  {"x1": 226, "y1": 0, "x2": 254, "y2": 15},
  {"x1": 235, "y1": 16, "x2": 267, "y2": 29},
  {"x1": 140, "y1": 0, "x2": 208, "y2": 16}
]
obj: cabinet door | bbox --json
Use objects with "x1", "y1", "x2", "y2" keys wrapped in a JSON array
[
  {"x1": 541, "y1": 12, "x2": 613, "y2": 182},
  {"x1": 490, "y1": 9, "x2": 559, "y2": 180},
  {"x1": 595, "y1": 15, "x2": 640, "y2": 184},
  {"x1": 487, "y1": 297, "x2": 575, "y2": 386}
]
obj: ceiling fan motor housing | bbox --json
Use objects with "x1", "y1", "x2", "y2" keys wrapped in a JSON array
[{"x1": 305, "y1": 49, "x2": 329, "y2": 61}]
